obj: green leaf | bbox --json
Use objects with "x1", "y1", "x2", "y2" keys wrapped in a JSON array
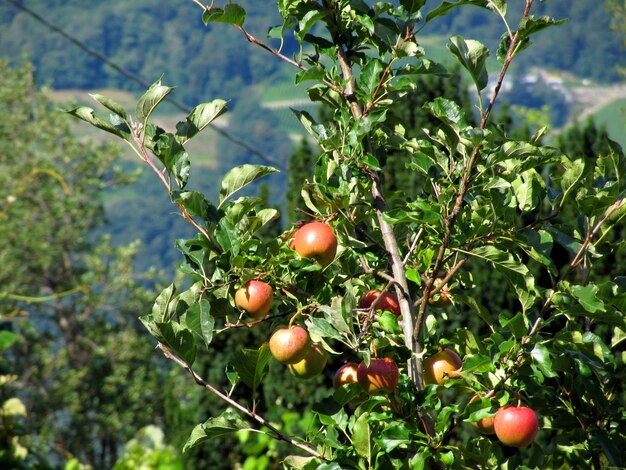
[
  {"x1": 499, "y1": 312, "x2": 527, "y2": 339},
  {"x1": 151, "y1": 132, "x2": 190, "y2": 188},
  {"x1": 202, "y1": 4, "x2": 246, "y2": 26},
  {"x1": 352, "y1": 412, "x2": 372, "y2": 462},
  {"x1": 379, "y1": 421, "x2": 412, "y2": 452},
  {"x1": 517, "y1": 16, "x2": 568, "y2": 44},
  {"x1": 462, "y1": 245, "x2": 537, "y2": 313},
  {"x1": 152, "y1": 284, "x2": 178, "y2": 323},
  {"x1": 183, "y1": 412, "x2": 248, "y2": 452},
  {"x1": 424, "y1": 97, "x2": 467, "y2": 127},
  {"x1": 400, "y1": 0, "x2": 426, "y2": 14},
  {"x1": 511, "y1": 169, "x2": 543, "y2": 212},
  {"x1": 447, "y1": 36, "x2": 490, "y2": 92},
  {"x1": 425, "y1": 1, "x2": 489, "y2": 23},
  {"x1": 232, "y1": 343, "x2": 272, "y2": 392},
  {"x1": 283, "y1": 455, "x2": 320, "y2": 469},
  {"x1": 570, "y1": 284, "x2": 605, "y2": 314},
  {"x1": 66, "y1": 106, "x2": 129, "y2": 139},
  {"x1": 89, "y1": 93, "x2": 128, "y2": 121},
  {"x1": 174, "y1": 191, "x2": 220, "y2": 221},
  {"x1": 358, "y1": 59, "x2": 384, "y2": 101},
  {"x1": 155, "y1": 321, "x2": 197, "y2": 366},
  {"x1": 530, "y1": 343, "x2": 557, "y2": 378},
  {"x1": 184, "y1": 299, "x2": 215, "y2": 348},
  {"x1": 295, "y1": 10, "x2": 325, "y2": 43},
  {"x1": 292, "y1": 109, "x2": 329, "y2": 142},
  {"x1": 218, "y1": 164, "x2": 279, "y2": 208},
  {"x1": 295, "y1": 65, "x2": 326, "y2": 84},
  {"x1": 136, "y1": 80, "x2": 174, "y2": 124},
  {"x1": 176, "y1": 99, "x2": 227, "y2": 144}
]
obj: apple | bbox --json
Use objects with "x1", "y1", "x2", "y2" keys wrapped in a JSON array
[
  {"x1": 269, "y1": 325, "x2": 311, "y2": 364},
  {"x1": 469, "y1": 395, "x2": 496, "y2": 435},
  {"x1": 290, "y1": 221, "x2": 338, "y2": 267},
  {"x1": 422, "y1": 348, "x2": 462, "y2": 386},
  {"x1": 288, "y1": 342, "x2": 328, "y2": 379},
  {"x1": 428, "y1": 278, "x2": 453, "y2": 308},
  {"x1": 494, "y1": 406, "x2": 539, "y2": 447},
  {"x1": 234, "y1": 279, "x2": 273, "y2": 319},
  {"x1": 357, "y1": 358, "x2": 399, "y2": 394},
  {"x1": 333, "y1": 362, "x2": 359, "y2": 388},
  {"x1": 359, "y1": 290, "x2": 400, "y2": 316}
]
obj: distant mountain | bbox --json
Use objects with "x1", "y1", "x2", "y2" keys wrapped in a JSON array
[{"x1": 0, "y1": 0, "x2": 623, "y2": 105}]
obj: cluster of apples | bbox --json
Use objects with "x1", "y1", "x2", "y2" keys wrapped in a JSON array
[
  {"x1": 234, "y1": 221, "x2": 538, "y2": 447},
  {"x1": 420, "y1": 347, "x2": 538, "y2": 447},
  {"x1": 234, "y1": 221, "x2": 338, "y2": 379}
]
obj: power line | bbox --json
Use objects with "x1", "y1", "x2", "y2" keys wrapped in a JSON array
[{"x1": 4, "y1": 0, "x2": 286, "y2": 171}]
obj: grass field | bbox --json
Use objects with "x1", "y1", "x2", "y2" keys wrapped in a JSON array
[{"x1": 592, "y1": 97, "x2": 626, "y2": 150}]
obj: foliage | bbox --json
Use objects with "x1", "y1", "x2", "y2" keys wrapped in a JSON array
[
  {"x1": 0, "y1": 61, "x2": 184, "y2": 468},
  {"x1": 72, "y1": 2, "x2": 626, "y2": 469},
  {"x1": 113, "y1": 425, "x2": 183, "y2": 470}
]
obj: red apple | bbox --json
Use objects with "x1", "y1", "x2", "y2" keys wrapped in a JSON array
[
  {"x1": 359, "y1": 290, "x2": 400, "y2": 316},
  {"x1": 357, "y1": 358, "x2": 399, "y2": 394},
  {"x1": 422, "y1": 348, "x2": 462, "y2": 385},
  {"x1": 494, "y1": 406, "x2": 539, "y2": 448},
  {"x1": 290, "y1": 221, "x2": 338, "y2": 267},
  {"x1": 469, "y1": 395, "x2": 496, "y2": 435},
  {"x1": 234, "y1": 279, "x2": 273, "y2": 319},
  {"x1": 287, "y1": 342, "x2": 328, "y2": 379},
  {"x1": 269, "y1": 325, "x2": 311, "y2": 364},
  {"x1": 333, "y1": 363, "x2": 359, "y2": 388}
]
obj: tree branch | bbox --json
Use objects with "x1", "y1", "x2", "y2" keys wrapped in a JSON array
[{"x1": 157, "y1": 342, "x2": 325, "y2": 460}]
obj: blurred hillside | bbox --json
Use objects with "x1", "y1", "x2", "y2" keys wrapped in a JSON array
[{"x1": 1, "y1": 0, "x2": 625, "y2": 273}]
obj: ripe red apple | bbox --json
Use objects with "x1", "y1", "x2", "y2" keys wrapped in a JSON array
[
  {"x1": 290, "y1": 221, "x2": 338, "y2": 267},
  {"x1": 357, "y1": 358, "x2": 399, "y2": 394},
  {"x1": 234, "y1": 279, "x2": 273, "y2": 319},
  {"x1": 333, "y1": 363, "x2": 359, "y2": 388},
  {"x1": 469, "y1": 395, "x2": 496, "y2": 435},
  {"x1": 287, "y1": 342, "x2": 328, "y2": 379},
  {"x1": 494, "y1": 406, "x2": 539, "y2": 448},
  {"x1": 422, "y1": 348, "x2": 462, "y2": 386},
  {"x1": 428, "y1": 278, "x2": 453, "y2": 308},
  {"x1": 269, "y1": 325, "x2": 311, "y2": 364},
  {"x1": 359, "y1": 290, "x2": 400, "y2": 316}
]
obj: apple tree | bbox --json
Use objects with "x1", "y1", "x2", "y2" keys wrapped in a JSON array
[{"x1": 70, "y1": 0, "x2": 626, "y2": 468}]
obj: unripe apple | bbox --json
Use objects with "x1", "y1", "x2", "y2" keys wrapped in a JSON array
[
  {"x1": 469, "y1": 395, "x2": 496, "y2": 435},
  {"x1": 359, "y1": 290, "x2": 400, "y2": 316},
  {"x1": 287, "y1": 342, "x2": 327, "y2": 379},
  {"x1": 234, "y1": 279, "x2": 273, "y2": 319},
  {"x1": 269, "y1": 325, "x2": 311, "y2": 364},
  {"x1": 494, "y1": 406, "x2": 539, "y2": 447},
  {"x1": 422, "y1": 348, "x2": 462, "y2": 385},
  {"x1": 357, "y1": 358, "x2": 399, "y2": 394},
  {"x1": 290, "y1": 221, "x2": 338, "y2": 267},
  {"x1": 333, "y1": 363, "x2": 359, "y2": 388}
]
